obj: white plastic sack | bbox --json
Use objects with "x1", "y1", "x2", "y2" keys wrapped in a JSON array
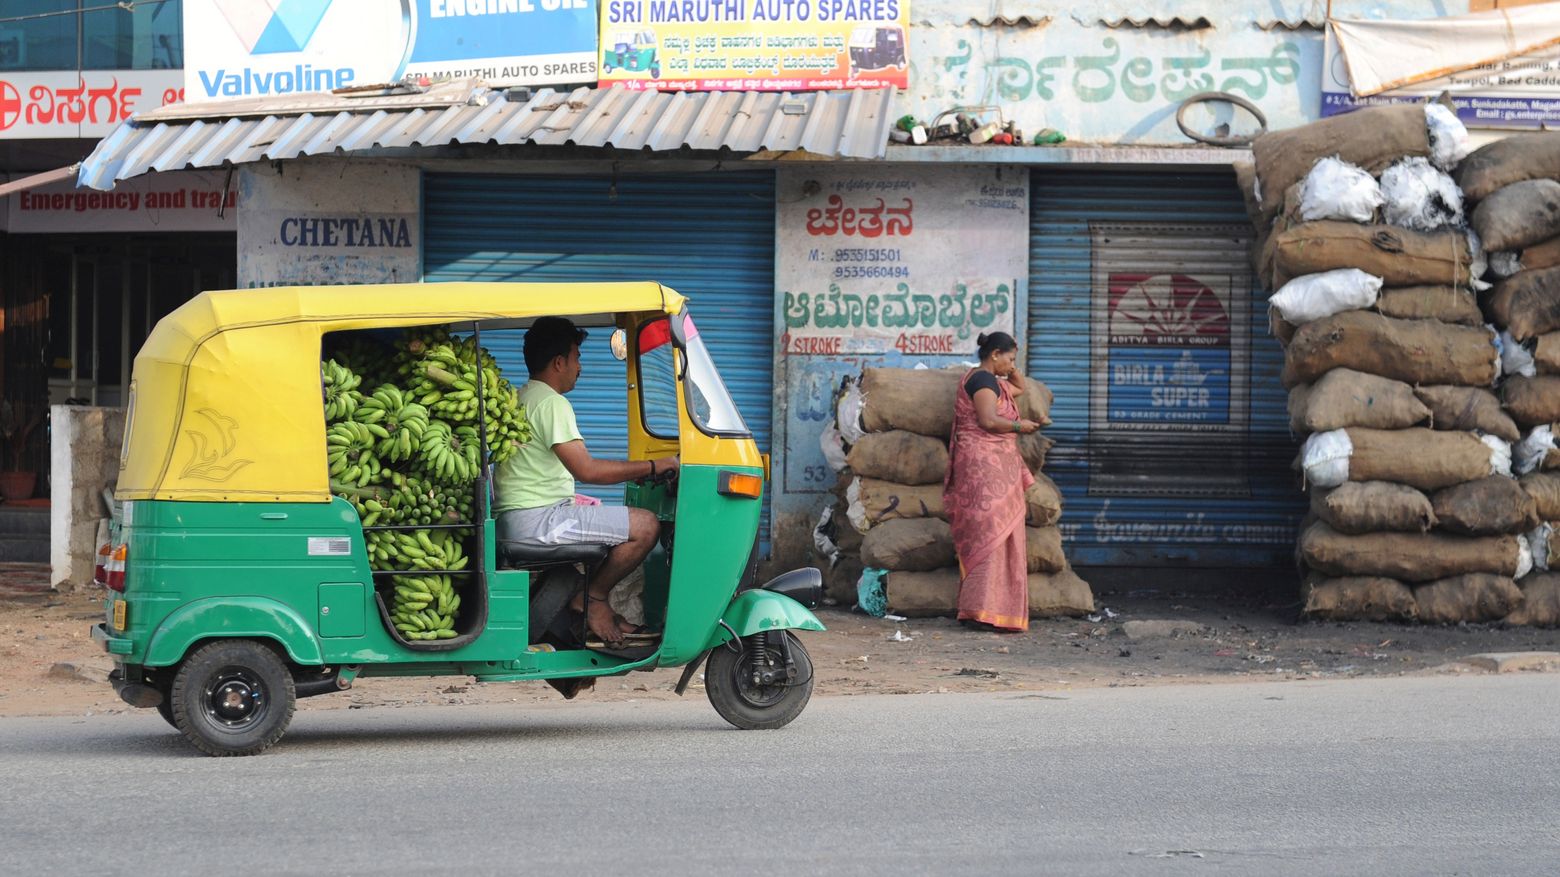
[
  {"x1": 1466, "y1": 228, "x2": 1492, "y2": 292},
  {"x1": 836, "y1": 380, "x2": 865, "y2": 445},
  {"x1": 819, "y1": 419, "x2": 848, "y2": 472},
  {"x1": 1426, "y1": 103, "x2": 1472, "y2": 171},
  {"x1": 1517, "y1": 533, "x2": 1535, "y2": 580},
  {"x1": 1529, "y1": 523, "x2": 1553, "y2": 572},
  {"x1": 844, "y1": 477, "x2": 870, "y2": 534},
  {"x1": 1298, "y1": 156, "x2": 1383, "y2": 223},
  {"x1": 1499, "y1": 329, "x2": 1538, "y2": 379},
  {"x1": 1481, "y1": 433, "x2": 1514, "y2": 477},
  {"x1": 1268, "y1": 269, "x2": 1382, "y2": 324},
  {"x1": 813, "y1": 505, "x2": 840, "y2": 567},
  {"x1": 1380, "y1": 156, "x2": 1465, "y2": 232},
  {"x1": 1515, "y1": 426, "x2": 1557, "y2": 475},
  {"x1": 1301, "y1": 429, "x2": 1354, "y2": 488},
  {"x1": 1489, "y1": 251, "x2": 1523, "y2": 279}
]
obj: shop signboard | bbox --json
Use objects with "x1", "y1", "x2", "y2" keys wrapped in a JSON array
[
  {"x1": 185, "y1": 0, "x2": 598, "y2": 101},
  {"x1": 0, "y1": 70, "x2": 183, "y2": 139},
  {"x1": 775, "y1": 165, "x2": 1026, "y2": 494},
  {"x1": 599, "y1": 0, "x2": 908, "y2": 91},
  {"x1": 1321, "y1": 23, "x2": 1560, "y2": 129},
  {"x1": 3, "y1": 170, "x2": 236, "y2": 233}
]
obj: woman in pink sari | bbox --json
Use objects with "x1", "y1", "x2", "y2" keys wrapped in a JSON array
[{"x1": 944, "y1": 332, "x2": 1043, "y2": 631}]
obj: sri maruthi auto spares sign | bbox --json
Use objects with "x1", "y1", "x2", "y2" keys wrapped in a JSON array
[{"x1": 184, "y1": 0, "x2": 599, "y2": 101}]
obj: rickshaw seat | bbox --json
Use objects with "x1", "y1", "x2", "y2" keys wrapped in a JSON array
[{"x1": 498, "y1": 540, "x2": 612, "y2": 571}]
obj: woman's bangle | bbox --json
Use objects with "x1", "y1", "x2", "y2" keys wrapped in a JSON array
[
  {"x1": 1011, "y1": 419, "x2": 1021, "y2": 433},
  {"x1": 649, "y1": 460, "x2": 657, "y2": 478}
]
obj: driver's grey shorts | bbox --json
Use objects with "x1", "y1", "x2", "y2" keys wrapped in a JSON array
[{"x1": 497, "y1": 500, "x2": 632, "y2": 547}]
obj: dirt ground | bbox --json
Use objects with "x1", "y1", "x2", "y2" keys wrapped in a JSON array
[{"x1": 4, "y1": 563, "x2": 1559, "y2": 719}]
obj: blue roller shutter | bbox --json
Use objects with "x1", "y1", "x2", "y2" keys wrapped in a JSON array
[
  {"x1": 421, "y1": 172, "x2": 775, "y2": 545},
  {"x1": 1028, "y1": 169, "x2": 1302, "y2": 568}
]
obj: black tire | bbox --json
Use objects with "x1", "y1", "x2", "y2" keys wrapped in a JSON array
[
  {"x1": 705, "y1": 632, "x2": 813, "y2": 730},
  {"x1": 650, "y1": 65, "x2": 660, "y2": 79},
  {"x1": 169, "y1": 639, "x2": 296, "y2": 757}
]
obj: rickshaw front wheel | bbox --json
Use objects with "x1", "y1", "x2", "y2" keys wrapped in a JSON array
[
  {"x1": 705, "y1": 632, "x2": 813, "y2": 730},
  {"x1": 169, "y1": 639, "x2": 297, "y2": 757}
]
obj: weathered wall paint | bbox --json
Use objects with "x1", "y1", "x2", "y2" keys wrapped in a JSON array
[{"x1": 237, "y1": 162, "x2": 421, "y2": 289}]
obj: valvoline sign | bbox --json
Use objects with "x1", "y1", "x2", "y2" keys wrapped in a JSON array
[{"x1": 184, "y1": 0, "x2": 599, "y2": 101}]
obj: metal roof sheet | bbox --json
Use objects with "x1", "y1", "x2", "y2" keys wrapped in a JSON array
[{"x1": 77, "y1": 80, "x2": 895, "y2": 190}]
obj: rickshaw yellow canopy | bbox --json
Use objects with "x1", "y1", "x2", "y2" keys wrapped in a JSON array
[{"x1": 119, "y1": 282, "x2": 685, "y2": 503}]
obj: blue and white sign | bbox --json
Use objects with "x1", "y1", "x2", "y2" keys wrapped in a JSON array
[{"x1": 185, "y1": 0, "x2": 599, "y2": 101}]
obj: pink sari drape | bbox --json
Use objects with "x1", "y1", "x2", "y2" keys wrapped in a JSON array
[{"x1": 943, "y1": 369, "x2": 1034, "y2": 631}]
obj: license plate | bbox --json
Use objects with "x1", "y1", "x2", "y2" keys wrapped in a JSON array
[{"x1": 112, "y1": 599, "x2": 126, "y2": 631}]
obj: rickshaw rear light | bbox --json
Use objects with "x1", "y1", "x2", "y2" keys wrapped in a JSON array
[
  {"x1": 105, "y1": 543, "x2": 128, "y2": 592},
  {"x1": 717, "y1": 472, "x2": 763, "y2": 499},
  {"x1": 93, "y1": 542, "x2": 112, "y2": 587}
]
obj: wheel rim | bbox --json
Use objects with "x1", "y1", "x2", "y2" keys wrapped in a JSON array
[
  {"x1": 203, "y1": 665, "x2": 269, "y2": 730},
  {"x1": 729, "y1": 640, "x2": 791, "y2": 709}
]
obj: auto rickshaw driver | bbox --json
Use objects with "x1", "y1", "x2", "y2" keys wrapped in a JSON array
[{"x1": 493, "y1": 317, "x2": 680, "y2": 646}]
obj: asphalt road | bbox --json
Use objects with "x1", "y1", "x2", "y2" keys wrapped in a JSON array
[{"x1": 3, "y1": 675, "x2": 1558, "y2": 876}]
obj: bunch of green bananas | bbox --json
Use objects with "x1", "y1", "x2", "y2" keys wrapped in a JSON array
[
  {"x1": 390, "y1": 574, "x2": 460, "y2": 640},
  {"x1": 331, "y1": 336, "x2": 396, "y2": 388},
  {"x1": 355, "y1": 384, "x2": 432, "y2": 463},
  {"x1": 418, "y1": 420, "x2": 482, "y2": 484},
  {"x1": 407, "y1": 339, "x2": 531, "y2": 465},
  {"x1": 321, "y1": 359, "x2": 364, "y2": 421},
  {"x1": 326, "y1": 420, "x2": 390, "y2": 488}
]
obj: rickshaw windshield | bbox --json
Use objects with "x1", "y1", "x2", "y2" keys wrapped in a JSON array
[{"x1": 641, "y1": 313, "x2": 749, "y2": 437}]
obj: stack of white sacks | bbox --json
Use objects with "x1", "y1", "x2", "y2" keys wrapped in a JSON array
[
  {"x1": 814, "y1": 366, "x2": 1093, "y2": 619},
  {"x1": 1242, "y1": 102, "x2": 1558, "y2": 626}
]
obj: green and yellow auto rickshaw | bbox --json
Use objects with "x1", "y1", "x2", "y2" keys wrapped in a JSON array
[
  {"x1": 91, "y1": 282, "x2": 823, "y2": 756},
  {"x1": 603, "y1": 30, "x2": 660, "y2": 79}
]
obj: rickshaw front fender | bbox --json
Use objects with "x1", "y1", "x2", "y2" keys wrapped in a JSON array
[
  {"x1": 144, "y1": 597, "x2": 324, "y2": 668},
  {"x1": 705, "y1": 589, "x2": 825, "y2": 651}
]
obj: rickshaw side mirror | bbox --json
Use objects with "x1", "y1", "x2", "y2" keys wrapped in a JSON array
[{"x1": 609, "y1": 328, "x2": 628, "y2": 361}]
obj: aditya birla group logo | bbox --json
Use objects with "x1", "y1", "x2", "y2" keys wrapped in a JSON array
[
  {"x1": 1107, "y1": 273, "x2": 1230, "y2": 346},
  {"x1": 216, "y1": 0, "x2": 333, "y2": 54}
]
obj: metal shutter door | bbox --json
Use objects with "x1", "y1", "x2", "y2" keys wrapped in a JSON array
[{"x1": 1028, "y1": 168, "x2": 1302, "y2": 568}]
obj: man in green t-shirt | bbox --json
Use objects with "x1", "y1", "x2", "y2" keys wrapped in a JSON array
[{"x1": 495, "y1": 317, "x2": 679, "y2": 646}]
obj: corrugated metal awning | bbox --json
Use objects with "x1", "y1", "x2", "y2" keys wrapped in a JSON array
[{"x1": 77, "y1": 79, "x2": 895, "y2": 190}]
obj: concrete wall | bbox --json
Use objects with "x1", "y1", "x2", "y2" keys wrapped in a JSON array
[{"x1": 50, "y1": 405, "x2": 125, "y2": 590}]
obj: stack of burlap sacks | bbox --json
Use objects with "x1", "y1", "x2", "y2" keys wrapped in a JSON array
[
  {"x1": 819, "y1": 367, "x2": 1094, "y2": 619},
  {"x1": 1241, "y1": 103, "x2": 1560, "y2": 626}
]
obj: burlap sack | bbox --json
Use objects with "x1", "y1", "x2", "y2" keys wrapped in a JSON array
[
  {"x1": 1272, "y1": 222, "x2": 1473, "y2": 289},
  {"x1": 1519, "y1": 471, "x2": 1560, "y2": 520},
  {"x1": 1521, "y1": 236, "x2": 1560, "y2": 273},
  {"x1": 1487, "y1": 267, "x2": 1560, "y2": 342},
  {"x1": 1029, "y1": 568, "x2": 1095, "y2": 618},
  {"x1": 1504, "y1": 572, "x2": 1560, "y2": 626},
  {"x1": 860, "y1": 518, "x2": 955, "y2": 571},
  {"x1": 1343, "y1": 427, "x2": 1497, "y2": 491},
  {"x1": 1310, "y1": 481, "x2": 1436, "y2": 534},
  {"x1": 1282, "y1": 311, "x2": 1497, "y2": 388},
  {"x1": 823, "y1": 553, "x2": 865, "y2": 605},
  {"x1": 1295, "y1": 368, "x2": 1428, "y2": 432},
  {"x1": 1299, "y1": 521, "x2": 1520, "y2": 581},
  {"x1": 1027, "y1": 473, "x2": 1064, "y2": 527},
  {"x1": 1254, "y1": 104, "x2": 1429, "y2": 225},
  {"x1": 885, "y1": 567, "x2": 959, "y2": 616},
  {"x1": 1431, "y1": 475, "x2": 1540, "y2": 536},
  {"x1": 855, "y1": 477, "x2": 946, "y2": 524},
  {"x1": 1471, "y1": 179, "x2": 1560, "y2": 252},
  {"x1": 846, "y1": 430, "x2": 948, "y2": 485},
  {"x1": 1018, "y1": 432, "x2": 1055, "y2": 473},
  {"x1": 1502, "y1": 375, "x2": 1560, "y2": 429},
  {"x1": 1456, "y1": 131, "x2": 1560, "y2": 203},
  {"x1": 1414, "y1": 385, "x2": 1522, "y2": 443},
  {"x1": 1027, "y1": 526, "x2": 1067, "y2": 574},
  {"x1": 1270, "y1": 309, "x2": 1297, "y2": 347},
  {"x1": 1374, "y1": 285, "x2": 1483, "y2": 327},
  {"x1": 1301, "y1": 573, "x2": 1418, "y2": 622},
  {"x1": 1535, "y1": 333, "x2": 1560, "y2": 375},
  {"x1": 1287, "y1": 384, "x2": 1310, "y2": 434},
  {"x1": 860, "y1": 366, "x2": 1055, "y2": 439},
  {"x1": 1414, "y1": 574, "x2": 1524, "y2": 624}
]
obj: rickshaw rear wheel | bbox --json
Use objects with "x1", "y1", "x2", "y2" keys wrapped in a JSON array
[
  {"x1": 706, "y1": 632, "x2": 813, "y2": 730},
  {"x1": 169, "y1": 639, "x2": 297, "y2": 757}
]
